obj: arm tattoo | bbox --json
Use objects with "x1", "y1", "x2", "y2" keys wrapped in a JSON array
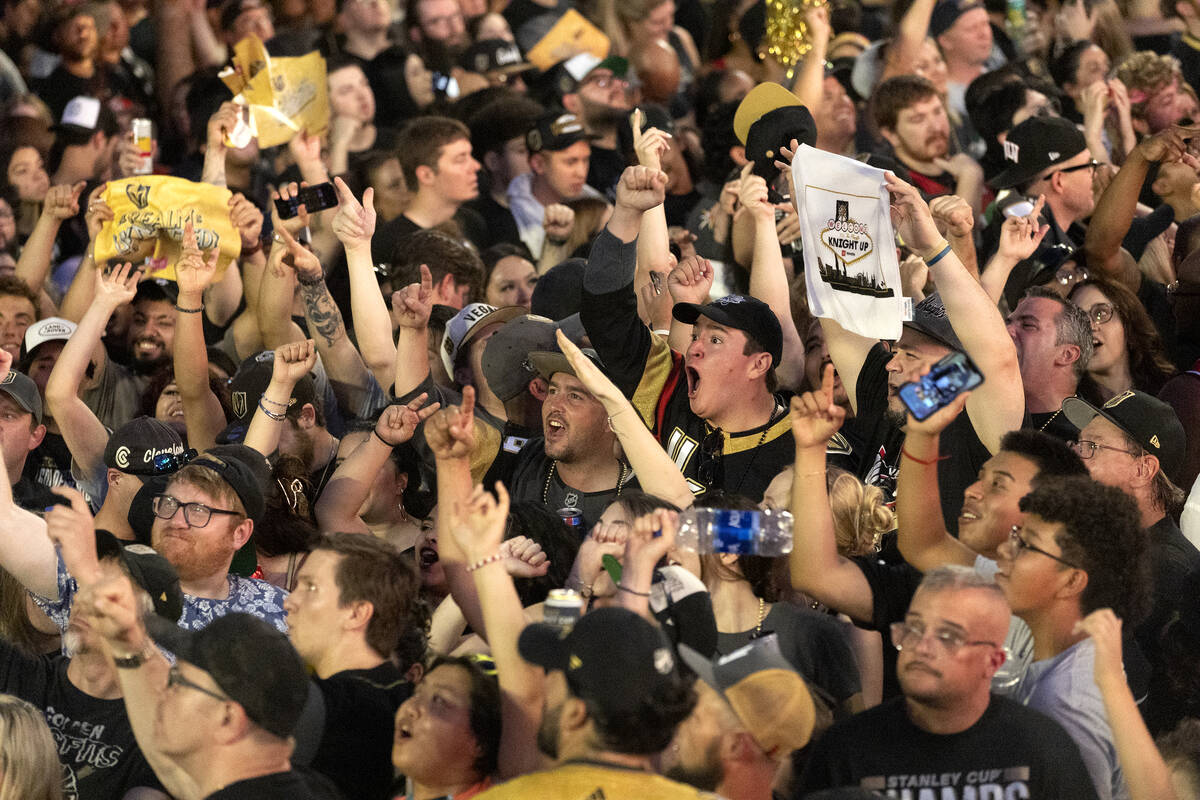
[{"x1": 299, "y1": 279, "x2": 345, "y2": 348}]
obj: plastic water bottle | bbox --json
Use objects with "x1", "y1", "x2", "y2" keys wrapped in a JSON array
[
  {"x1": 1006, "y1": 0, "x2": 1027, "y2": 56},
  {"x1": 675, "y1": 508, "x2": 794, "y2": 556}
]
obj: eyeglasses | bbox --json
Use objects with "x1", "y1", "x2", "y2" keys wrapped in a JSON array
[
  {"x1": 1070, "y1": 439, "x2": 1141, "y2": 460},
  {"x1": 167, "y1": 665, "x2": 229, "y2": 703},
  {"x1": 696, "y1": 427, "x2": 724, "y2": 489},
  {"x1": 152, "y1": 494, "x2": 241, "y2": 528},
  {"x1": 150, "y1": 448, "x2": 197, "y2": 475},
  {"x1": 1083, "y1": 302, "x2": 1114, "y2": 325},
  {"x1": 582, "y1": 73, "x2": 630, "y2": 90},
  {"x1": 889, "y1": 621, "x2": 999, "y2": 656},
  {"x1": 1049, "y1": 159, "x2": 1101, "y2": 178},
  {"x1": 1055, "y1": 263, "x2": 1088, "y2": 286},
  {"x1": 1008, "y1": 525, "x2": 1081, "y2": 569}
]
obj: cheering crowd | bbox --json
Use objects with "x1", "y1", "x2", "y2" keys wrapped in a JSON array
[{"x1": 1, "y1": 0, "x2": 1200, "y2": 796}]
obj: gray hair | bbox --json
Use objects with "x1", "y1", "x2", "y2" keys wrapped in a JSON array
[
  {"x1": 915, "y1": 564, "x2": 1006, "y2": 603},
  {"x1": 1024, "y1": 287, "x2": 1093, "y2": 380}
]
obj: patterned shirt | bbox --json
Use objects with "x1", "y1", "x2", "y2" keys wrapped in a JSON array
[{"x1": 34, "y1": 553, "x2": 289, "y2": 634}]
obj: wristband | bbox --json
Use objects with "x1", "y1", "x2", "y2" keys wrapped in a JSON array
[
  {"x1": 901, "y1": 447, "x2": 950, "y2": 465},
  {"x1": 242, "y1": 241, "x2": 263, "y2": 256},
  {"x1": 467, "y1": 552, "x2": 504, "y2": 572},
  {"x1": 372, "y1": 428, "x2": 393, "y2": 447},
  {"x1": 923, "y1": 243, "x2": 953, "y2": 266},
  {"x1": 618, "y1": 583, "x2": 650, "y2": 597},
  {"x1": 258, "y1": 398, "x2": 286, "y2": 421},
  {"x1": 297, "y1": 271, "x2": 324, "y2": 286},
  {"x1": 546, "y1": 235, "x2": 568, "y2": 247},
  {"x1": 112, "y1": 640, "x2": 155, "y2": 669},
  {"x1": 174, "y1": 304, "x2": 204, "y2": 314}
]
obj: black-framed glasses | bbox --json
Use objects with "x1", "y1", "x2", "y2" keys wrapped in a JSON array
[
  {"x1": 167, "y1": 665, "x2": 229, "y2": 702},
  {"x1": 1070, "y1": 439, "x2": 1140, "y2": 460},
  {"x1": 889, "y1": 621, "x2": 1000, "y2": 656},
  {"x1": 696, "y1": 427, "x2": 724, "y2": 489},
  {"x1": 151, "y1": 448, "x2": 197, "y2": 475},
  {"x1": 1008, "y1": 525, "x2": 1081, "y2": 569},
  {"x1": 1083, "y1": 302, "x2": 1114, "y2": 325},
  {"x1": 152, "y1": 494, "x2": 241, "y2": 528},
  {"x1": 1055, "y1": 263, "x2": 1088, "y2": 286},
  {"x1": 1050, "y1": 159, "x2": 1101, "y2": 178}
]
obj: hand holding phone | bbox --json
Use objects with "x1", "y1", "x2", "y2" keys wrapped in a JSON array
[
  {"x1": 274, "y1": 182, "x2": 339, "y2": 220},
  {"x1": 898, "y1": 351, "x2": 983, "y2": 422}
]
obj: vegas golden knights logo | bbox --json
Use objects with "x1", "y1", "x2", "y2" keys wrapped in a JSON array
[
  {"x1": 125, "y1": 183, "x2": 150, "y2": 210},
  {"x1": 232, "y1": 391, "x2": 247, "y2": 419}
]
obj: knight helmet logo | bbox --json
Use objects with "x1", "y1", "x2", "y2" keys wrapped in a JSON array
[{"x1": 125, "y1": 183, "x2": 151, "y2": 210}]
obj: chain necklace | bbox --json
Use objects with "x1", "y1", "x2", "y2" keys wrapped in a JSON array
[
  {"x1": 543, "y1": 460, "x2": 627, "y2": 506},
  {"x1": 1038, "y1": 395, "x2": 1075, "y2": 432},
  {"x1": 755, "y1": 597, "x2": 766, "y2": 636},
  {"x1": 707, "y1": 401, "x2": 781, "y2": 494}
]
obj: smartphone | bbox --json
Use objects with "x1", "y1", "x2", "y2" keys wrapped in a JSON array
[
  {"x1": 898, "y1": 351, "x2": 984, "y2": 421},
  {"x1": 432, "y1": 72, "x2": 460, "y2": 99},
  {"x1": 274, "y1": 182, "x2": 339, "y2": 220}
]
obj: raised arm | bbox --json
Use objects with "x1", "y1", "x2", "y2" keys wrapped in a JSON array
[
  {"x1": 173, "y1": 222, "x2": 227, "y2": 452},
  {"x1": 739, "y1": 164, "x2": 806, "y2": 390},
  {"x1": 557, "y1": 329, "x2": 693, "y2": 508},
  {"x1": 632, "y1": 110, "x2": 674, "y2": 280},
  {"x1": 894, "y1": 392, "x2": 980, "y2": 570},
  {"x1": 1076, "y1": 610, "x2": 1180, "y2": 800},
  {"x1": 333, "y1": 177, "x2": 396, "y2": 387},
  {"x1": 928, "y1": 195, "x2": 979, "y2": 280},
  {"x1": 620, "y1": 508, "x2": 679, "y2": 619},
  {"x1": 207, "y1": 194, "x2": 263, "y2": 327},
  {"x1": 791, "y1": 3, "x2": 830, "y2": 109},
  {"x1": 887, "y1": 173, "x2": 1023, "y2": 453},
  {"x1": 314, "y1": 396, "x2": 438, "y2": 532},
  {"x1": 787, "y1": 365, "x2": 877, "y2": 623},
  {"x1": 45, "y1": 263, "x2": 139, "y2": 485},
  {"x1": 979, "y1": 196, "x2": 1050, "y2": 304},
  {"x1": 60, "y1": 188, "x2": 111, "y2": 323},
  {"x1": 201, "y1": 102, "x2": 240, "y2": 187},
  {"x1": 447, "y1": 482, "x2": 549, "y2": 779},
  {"x1": 257, "y1": 187, "x2": 312, "y2": 350},
  {"x1": 243, "y1": 339, "x2": 317, "y2": 458},
  {"x1": 391, "y1": 264, "x2": 434, "y2": 400},
  {"x1": 0, "y1": 351, "x2": 57, "y2": 599},
  {"x1": 881, "y1": 0, "x2": 936, "y2": 81},
  {"x1": 16, "y1": 182, "x2": 84, "y2": 296},
  {"x1": 1084, "y1": 124, "x2": 1198, "y2": 293}
]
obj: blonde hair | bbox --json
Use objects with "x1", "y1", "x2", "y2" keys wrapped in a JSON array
[
  {"x1": 827, "y1": 468, "x2": 891, "y2": 557},
  {"x1": 596, "y1": 0, "x2": 669, "y2": 55},
  {"x1": 0, "y1": 694, "x2": 63, "y2": 800},
  {"x1": 1115, "y1": 51, "x2": 1183, "y2": 116},
  {"x1": 564, "y1": 197, "x2": 612, "y2": 255}
]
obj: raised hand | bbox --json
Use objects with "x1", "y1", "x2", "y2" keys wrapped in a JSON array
[
  {"x1": 94, "y1": 261, "x2": 141, "y2": 310},
  {"x1": 615, "y1": 165, "x2": 668, "y2": 213},
  {"x1": 270, "y1": 181, "x2": 312, "y2": 239},
  {"x1": 271, "y1": 220, "x2": 322, "y2": 281},
  {"x1": 425, "y1": 385, "x2": 477, "y2": 460},
  {"x1": 667, "y1": 253, "x2": 714, "y2": 305},
  {"x1": 45, "y1": 487, "x2": 101, "y2": 586},
  {"x1": 1134, "y1": 123, "x2": 1200, "y2": 164},
  {"x1": 81, "y1": 563, "x2": 146, "y2": 653},
  {"x1": 206, "y1": 101, "x2": 241, "y2": 152},
  {"x1": 738, "y1": 163, "x2": 775, "y2": 223},
  {"x1": 626, "y1": 507, "x2": 679, "y2": 573},
  {"x1": 1073, "y1": 608, "x2": 1124, "y2": 688},
  {"x1": 904, "y1": 386, "x2": 970, "y2": 436},
  {"x1": 392, "y1": 263, "x2": 434, "y2": 329},
  {"x1": 500, "y1": 534, "x2": 550, "y2": 578},
  {"x1": 375, "y1": 393, "x2": 440, "y2": 446},
  {"x1": 330, "y1": 176, "x2": 376, "y2": 253},
  {"x1": 933, "y1": 154, "x2": 984, "y2": 184},
  {"x1": 789, "y1": 363, "x2": 846, "y2": 449},
  {"x1": 556, "y1": 329, "x2": 623, "y2": 407},
  {"x1": 0, "y1": 349, "x2": 12, "y2": 384},
  {"x1": 288, "y1": 128, "x2": 324, "y2": 167},
  {"x1": 996, "y1": 195, "x2": 1050, "y2": 263},
  {"x1": 543, "y1": 203, "x2": 575, "y2": 242},
  {"x1": 85, "y1": 185, "x2": 112, "y2": 241},
  {"x1": 886, "y1": 173, "x2": 943, "y2": 256},
  {"x1": 176, "y1": 221, "x2": 220, "y2": 295},
  {"x1": 450, "y1": 480, "x2": 511, "y2": 562},
  {"x1": 631, "y1": 108, "x2": 672, "y2": 171},
  {"x1": 573, "y1": 519, "x2": 629, "y2": 588},
  {"x1": 42, "y1": 181, "x2": 86, "y2": 221},
  {"x1": 228, "y1": 192, "x2": 264, "y2": 251},
  {"x1": 928, "y1": 194, "x2": 975, "y2": 239},
  {"x1": 271, "y1": 339, "x2": 317, "y2": 386}
]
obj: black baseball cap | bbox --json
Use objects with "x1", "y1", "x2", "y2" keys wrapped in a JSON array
[
  {"x1": 903, "y1": 292, "x2": 964, "y2": 352},
  {"x1": 991, "y1": 115, "x2": 1089, "y2": 190},
  {"x1": 185, "y1": 451, "x2": 266, "y2": 524},
  {"x1": 1062, "y1": 391, "x2": 1186, "y2": 483},
  {"x1": 460, "y1": 39, "x2": 532, "y2": 76},
  {"x1": 518, "y1": 606, "x2": 682, "y2": 718},
  {"x1": 0, "y1": 370, "x2": 42, "y2": 424},
  {"x1": 930, "y1": 0, "x2": 984, "y2": 36},
  {"x1": 733, "y1": 83, "x2": 817, "y2": 180},
  {"x1": 135, "y1": 278, "x2": 180, "y2": 306},
  {"x1": 103, "y1": 417, "x2": 188, "y2": 476},
  {"x1": 527, "y1": 347, "x2": 606, "y2": 383},
  {"x1": 224, "y1": 350, "x2": 317, "y2": 423},
  {"x1": 145, "y1": 612, "x2": 309, "y2": 739},
  {"x1": 481, "y1": 315, "x2": 577, "y2": 402},
  {"x1": 526, "y1": 111, "x2": 593, "y2": 154},
  {"x1": 95, "y1": 530, "x2": 184, "y2": 623},
  {"x1": 673, "y1": 295, "x2": 783, "y2": 368}
]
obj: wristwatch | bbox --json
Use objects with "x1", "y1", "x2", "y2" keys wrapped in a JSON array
[{"x1": 111, "y1": 640, "x2": 156, "y2": 669}]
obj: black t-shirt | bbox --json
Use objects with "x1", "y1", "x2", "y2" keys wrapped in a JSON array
[
  {"x1": 717, "y1": 602, "x2": 861, "y2": 708},
  {"x1": 311, "y1": 662, "x2": 411, "y2": 800},
  {"x1": 851, "y1": 555, "x2": 924, "y2": 702},
  {"x1": 465, "y1": 194, "x2": 523, "y2": 249},
  {"x1": 0, "y1": 643, "x2": 163, "y2": 800},
  {"x1": 204, "y1": 769, "x2": 344, "y2": 799},
  {"x1": 798, "y1": 694, "x2": 1101, "y2": 799},
  {"x1": 827, "y1": 343, "x2": 992, "y2": 534},
  {"x1": 371, "y1": 208, "x2": 489, "y2": 265},
  {"x1": 24, "y1": 432, "x2": 77, "y2": 493},
  {"x1": 507, "y1": 437, "x2": 638, "y2": 530}
]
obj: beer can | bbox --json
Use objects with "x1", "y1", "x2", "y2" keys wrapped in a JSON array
[
  {"x1": 543, "y1": 588, "x2": 583, "y2": 631},
  {"x1": 131, "y1": 118, "x2": 153, "y2": 175},
  {"x1": 557, "y1": 507, "x2": 584, "y2": 529}
]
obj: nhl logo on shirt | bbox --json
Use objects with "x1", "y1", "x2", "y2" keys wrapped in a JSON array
[{"x1": 232, "y1": 390, "x2": 247, "y2": 418}]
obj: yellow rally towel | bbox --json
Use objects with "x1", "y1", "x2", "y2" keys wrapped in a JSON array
[
  {"x1": 95, "y1": 176, "x2": 240, "y2": 280},
  {"x1": 219, "y1": 34, "x2": 329, "y2": 147}
]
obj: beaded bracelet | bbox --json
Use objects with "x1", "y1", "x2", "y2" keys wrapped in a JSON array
[
  {"x1": 467, "y1": 552, "x2": 505, "y2": 572},
  {"x1": 175, "y1": 304, "x2": 204, "y2": 314},
  {"x1": 260, "y1": 396, "x2": 289, "y2": 408},
  {"x1": 258, "y1": 399, "x2": 286, "y2": 421}
]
